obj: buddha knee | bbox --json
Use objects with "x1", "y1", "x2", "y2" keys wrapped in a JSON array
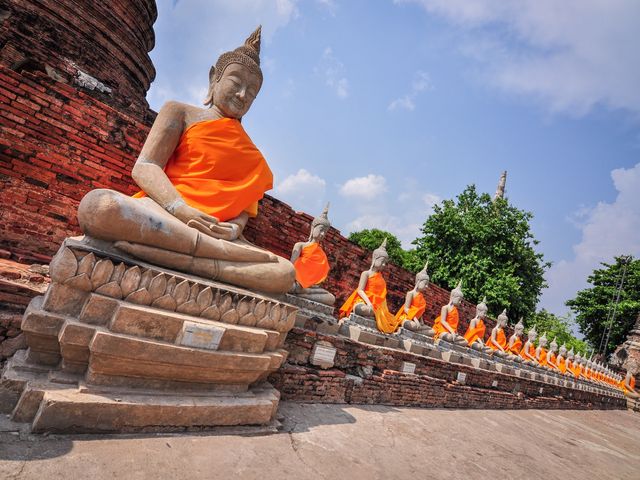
[{"x1": 78, "y1": 189, "x2": 126, "y2": 239}]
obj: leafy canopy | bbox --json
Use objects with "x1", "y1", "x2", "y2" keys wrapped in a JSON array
[
  {"x1": 347, "y1": 229, "x2": 415, "y2": 269},
  {"x1": 566, "y1": 256, "x2": 640, "y2": 356},
  {"x1": 412, "y1": 185, "x2": 549, "y2": 319}
]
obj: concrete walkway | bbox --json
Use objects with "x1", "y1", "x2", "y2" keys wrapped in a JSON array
[{"x1": 1, "y1": 403, "x2": 639, "y2": 479}]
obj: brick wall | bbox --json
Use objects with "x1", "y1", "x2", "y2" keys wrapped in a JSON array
[{"x1": 269, "y1": 328, "x2": 625, "y2": 410}]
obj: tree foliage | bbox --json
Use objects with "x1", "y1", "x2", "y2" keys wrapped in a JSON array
[
  {"x1": 412, "y1": 185, "x2": 549, "y2": 319},
  {"x1": 347, "y1": 229, "x2": 418, "y2": 270},
  {"x1": 525, "y1": 309, "x2": 588, "y2": 354},
  {"x1": 566, "y1": 256, "x2": 640, "y2": 356}
]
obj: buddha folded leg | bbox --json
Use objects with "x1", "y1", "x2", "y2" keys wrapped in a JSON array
[{"x1": 78, "y1": 189, "x2": 295, "y2": 293}]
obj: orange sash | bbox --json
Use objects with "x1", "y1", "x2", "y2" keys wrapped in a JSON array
[
  {"x1": 134, "y1": 118, "x2": 273, "y2": 221},
  {"x1": 486, "y1": 328, "x2": 507, "y2": 351},
  {"x1": 464, "y1": 319, "x2": 486, "y2": 346},
  {"x1": 547, "y1": 351, "x2": 557, "y2": 368},
  {"x1": 556, "y1": 356, "x2": 567, "y2": 374},
  {"x1": 433, "y1": 306, "x2": 459, "y2": 340},
  {"x1": 395, "y1": 292, "x2": 427, "y2": 323},
  {"x1": 507, "y1": 337, "x2": 523, "y2": 355},
  {"x1": 520, "y1": 343, "x2": 536, "y2": 362},
  {"x1": 339, "y1": 271, "x2": 387, "y2": 318},
  {"x1": 293, "y1": 242, "x2": 330, "y2": 288}
]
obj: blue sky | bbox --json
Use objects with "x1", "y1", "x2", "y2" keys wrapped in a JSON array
[{"x1": 147, "y1": 0, "x2": 640, "y2": 319}]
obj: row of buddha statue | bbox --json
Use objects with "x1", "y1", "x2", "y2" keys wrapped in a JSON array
[{"x1": 73, "y1": 25, "x2": 636, "y2": 400}]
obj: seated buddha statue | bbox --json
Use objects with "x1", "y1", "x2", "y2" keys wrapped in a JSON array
[
  {"x1": 545, "y1": 337, "x2": 559, "y2": 370},
  {"x1": 506, "y1": 318, "x2": 525, "y2": 362},
  {"x1": 463, "y1": 297, "x2": 492, "y2": 353},
  {"x1": 76, "y1": 27, "x2": 295, "y2": 294},
  {"x1": 485, "y1": 309, "x2": 510, "y2": 358},
  {"x1": 555, "y1": 344, "x2": 568, "y2": 374},
  {"x1": 621, "y1": 370, "x2": 638, "y2": 398},
  {"x1": 535, "y1": 333, "x2": 550, "y2": 368},
  {"x1": 395, "y1": 262, "x2": 433, "y2": 335},
  {"x1": 571, "y1": 353, "x2": 584, "y2": 378},
  {"x1": 432, "y1": 281, "x2": 468, "y2": 346},
  {"x1": 339, "y1": 239, "x2": 397, "y2": 333},
  {"x1": 519, "y1": 326, "x2": 538, "y2": 366},
  {"x1": 565, "y1": 348, "x2": 575, "y2": 376},
  {"x1": 582, "y1": 355, "x2": 593, "y2": 381},
  {"x1": 289, "y1": 203, "x2": 335, "y2": 306}
]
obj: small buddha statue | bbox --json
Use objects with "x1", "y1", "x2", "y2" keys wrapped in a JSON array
[
  {"x1": 546, "y1": 337, "x2": 559, "y2": 370},
  {"x1": 506, "y1": 317, "x2": 525, "y2": 361},
  {"x1": 395, "y1": 262, "x2": 433, "y2": 335},
  {"x1": 289, "y1": 203, "x2": 335, "y2": 306},
  {"x1": 555, "y1": 344, "x2": 568, "y2": 374},
  {"x1": 75, "y1": 26, "x2": 296, "y2": 294},
  {"x1": 519, "y1": 326, "x2": 538, "y2": 365},
  {"x1": 339, "y1": 238, "x2": 397, "y2": 333},
  {"x1": 432, "y1": 281, "x2": 468, "y2": 346},
  {"x1": 571, "y1": 353, "x2": 584, "y2": 378},
  {"x1": 463, "y1": 297, "x2": 492, "y2": 353},
  {"x1": 535, "y1": 333, "x2": 550, "y2": 368},
  {"x1": 565, "y1": 348, "x2": 575, "y2": 376},
  {"x1": 485, "y1": 309, "x2": 510, "y2": 358}
]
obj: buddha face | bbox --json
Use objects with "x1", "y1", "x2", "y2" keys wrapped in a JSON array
[
  {"x1": 311, "y1": 224, "x2": 329, "y2": 241},
  {"x1": 416, "y1": 278, "x2": 429, "y2": 292},
  {"x1": 476, "y1": 304, "x2": 488, "y2": 319},
  {"x1": 527, "y1": 330, "x2": 537, "y2": 341},
  {"x1": 559, "y1": 346, "x2": 567, "y2": 356},
  {"x1": 451, "y1": 292, "x2": 462, "y2": 307},
  {"x1": 497, "y1": 316, "x2": 507, "y2": 328},
  {"x1": 372, "y1": 254, "x2": 388, "y2": 270},
  {"x1": 212, "y1": 63, "x2": 261, "y2": 119},
  {"x1": 539, "y1": 337, "x2": 548, "y2": 348},
  {"x1": 515, "y1": 324, "x2": 524, "y2": 335}
]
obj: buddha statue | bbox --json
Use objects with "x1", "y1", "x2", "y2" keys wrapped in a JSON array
[
  {"x1": 535, "y1": 332, "x2": 549, "y2": 368},
  {"x1": 463, "y1": 297, "x2": 492, "y2": 352},
  {"x1": 506, "y1": 317, "x2": 525, "y2": 361},
  {"x1": 75, "y1": 26, "x2": 295, "y2": 294},
  {"x1": 289, "y1": 203, "x2": 335, "y2": 306},
  {"x1": 485, "y1": 309, "x2": 510, "y2": 358},
  {"x1": 546, "y1": 337, "x2": 559, "y2": 370},
  {"x1": 621, "y1": 370, "x2": 638, "y2": 397},
  {"x1": 432, "y1": 281, "x2": 468, "y2": 346},
  {"x1": 339, "y1": 238, "x2": 397, "y2": 333},
  {"x1": 519, "y1": 326, "x2": 538, "y2": 365},
  {"x1": 571, "y1": 353, "x2": 584, "y2": 378},
  {"x1": 565, "y1": 348, "x2": 575, "y2": 376},
  {"x1": 555, "y1": 344, "x2": 568, "y2": 374},
  {"x1": 395, "y1": 262, "x2": 434, "y2": 335}
]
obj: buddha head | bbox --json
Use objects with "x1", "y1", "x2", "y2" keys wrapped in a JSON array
[
  {"x1": 450, "y1": 280, "x2": 463, "y2": 307},
  {"x1": 204, "y1": 26, "x2": 263, "y2": 119},
  {"x1": 526, "y1": 326, "x2": 537, "y2": 342},
  {"x1": 475, "y1": 297, "x2": 488, "y2": 319},
  {"x1": 371, "y1": 238, "x2": 389, "y2": 270},
  {"x1": 567, "y1": 348, "x2": 574, "y2": 360},
  {"x1": 309, "y1": 203, "x2": 331, "y2": 241},
  {"x1": 514, "y1": 317, "x2": 525, "y2": 336},
  {"x1": 414, "y1": 261, "x2": 430, "y2": 292},
  {"x1": 497, "y1": 308, "x2": 508, "y2": 328},
  {"x1": 559, "y1": 344, "x2": 567, "y2": 357},
  {"x1": 549, "y1": 337, "x2": 558, "y2": 353},
  {"x1": 575, "y1": 353, "x2": 582, "y2": 364},
  {"x1": 538, "y1": 333, "x2": 548, "y2": 348}
]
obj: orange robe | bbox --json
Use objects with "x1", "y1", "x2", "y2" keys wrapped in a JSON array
[
  {"x1": 432, "y1": 306, "x2": 459, "y2": 340},
  {"x1": 537, "y1": 348, "x2": 548, "y2": 367},
  {"x1": 507, "y1": 336, "x2": 523, "y2": 355},
  {"x1": 486, "y1": 328, "x2": 507, "y2": 351},
  {"x1": 572, "y1": 363, "x2": 583, "y2": 378},
  {"x1": 547, "y1": 351, "x2": 557, "y2": 369},
  {"x1": 293, "y1": 242, "x2": 330, "y2": 288},
  {"x1": 621, "y1": 376, "x2": 635, "y2": 393},
  {"x1": 520, "y1": 343, "x2": 536, "y2": 362},
  {"x1": 339, "y1": 271, "x2": 397, "y2": 333},
  {"x1": 556, "y1": 356, "x2": 567, "y2": 374},
  {"x1": 395, "y1": 291, "x2": 427, "y2": 323},
  {"x1": 134, "y1": 118, "x2": 273, "y2": 221},
  {"x1": 463, "y1": 319, "x2": 486, "y2": 346}
]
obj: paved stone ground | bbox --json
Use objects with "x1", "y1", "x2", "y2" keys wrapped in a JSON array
[{"x1": 1, "y1": 403, "x2": 639, "y2": 479}]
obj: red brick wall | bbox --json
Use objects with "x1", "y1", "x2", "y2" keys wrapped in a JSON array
[{"x1": 269, "y1": 328, "x2": 625, "y2": 410}]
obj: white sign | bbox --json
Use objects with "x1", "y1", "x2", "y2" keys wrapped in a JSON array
[
  {"x1": 179, "y1": 321, "x2": 225, "y2": 350},
  {"x1": 456, "y1": 372, "x2": 467, "y2": 384},
  {"x1": 401, "y1": 362, "x2": 416, "y2": 374},
  {"x1": 311, "y1": 343, "x2": 337, "y2": 367}
]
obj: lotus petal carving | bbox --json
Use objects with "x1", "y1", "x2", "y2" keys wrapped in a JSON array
[
  {"x1": 49, "y1": 247, "x2": 77, "y2": 282},
  {"x1": 91, "y1": 258, "x2": 114, "y2": 289}
]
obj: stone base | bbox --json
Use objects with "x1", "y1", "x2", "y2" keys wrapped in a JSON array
[
  {"x1": 338, "y1": 314, "x2": 402, "y2": 349},
  {"x1": 0, "y1": 238, "x2": 299, "y2": 433},
  {"x1": 285, "y1": 294, "x2": 340, "y2": 335}
]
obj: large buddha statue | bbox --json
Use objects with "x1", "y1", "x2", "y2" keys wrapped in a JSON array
[
  {"x1": 432, "y1": 281, "x2": 468, "y2": 346},
  {"x1": 463, "y1": 297, "x2": 492, "y2": 352},
  {"x1": 621, "y1": 370, "x2": 638, "y2": 397},
  {"x1": 339, "y1": 239, "x2": 397, "y2": 333},
  {"x1": 289, "y1": 203, "x2": 335, "y2": 306},
  {"x1": 506, "y1": 318, "x2": 525, "y2": 360},
  {"x1": 519, "y1": 326, "x2": 538, "y2": 365},
  {"x1": 395, "y1": 262, "x2": 433, "y2": 335},
  {"x1": 485, "y1": 309, "x2": 509, "y2": 358},
  {"x1": 76, "y1": 26, "x2": 295, "y2": 294}
]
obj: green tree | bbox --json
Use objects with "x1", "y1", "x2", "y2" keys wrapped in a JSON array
[
  {"x1": 525, "y1": 309, "x2": 588, "y2": 354},
  {"x1": 566, "y1": 256, "x2": 640, "y2": 356},
  {"x1": 348, "y1": 229, "x2": 419, "y2": 271},
  {"x1": 412, "y1": 185, "x2": 549, "y2": 319}
]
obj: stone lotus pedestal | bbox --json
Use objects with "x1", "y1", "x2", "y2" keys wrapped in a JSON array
[
  {"x1": 0, "y1": 238, "x2": 298, "y2": 433},
  {"x1": 284, "y1": 294, "x2": 340, "y2": 336}
]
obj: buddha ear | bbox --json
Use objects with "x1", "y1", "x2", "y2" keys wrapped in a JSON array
[
  {"x1": 209, "y1": 65, "x2": 216, "y2": 83},
  {"x1": 204, "y1": 66, "x2": 216, "y2": 106}
]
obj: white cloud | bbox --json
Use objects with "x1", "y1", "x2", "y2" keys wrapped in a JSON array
[
  {"x1": 398, "y1": 0, "x2": 640, "y2": 116},
  {"x1": 388, "y1": 71, "x2": 432, "y2": 111},
  {"x1": 339, "y1": 174, "x2": 387, "y2": 200},
  {"x1": 540, "y1": 162, "x2": 640, "y2": 314},
  {"x1": 275, "y1": 168, "x2": 327, "y2": 213},
  {"x1": 147, "y1": 0, "x2": 300, "y2": 110},
  {"x1": 317, "y1": 47, "x2": 350, "y2": 99}
]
